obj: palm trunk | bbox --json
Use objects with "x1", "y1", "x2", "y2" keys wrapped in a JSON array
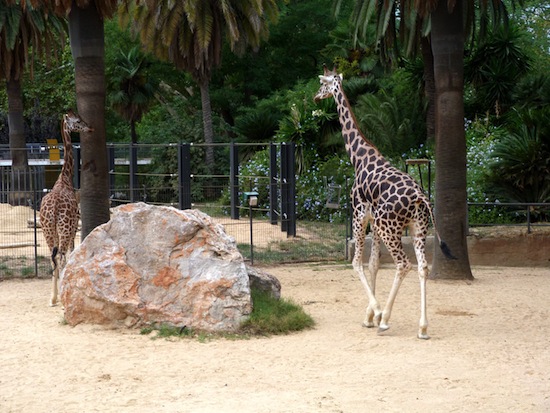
[
  {"x1": 69, "y1": 1, "x2": 110, "y2": 239},
  {"x1": 199, "y1": 77, "x2": 215, "y2": 170},
  {"x1": 6, "y1": 78, "x2": 30, "y2": 205},
  {"x1": 430, "y1": 0, "x2": 473, "y2": 280},
  {"x1": 198, "y1": 77, "x2": 216, "y2": 200},
  {"x1": 130, "y1": 119, "x2": 138, "y2": 144},
  {"x1": 7, "y1": 79, "x2": 28, "y2": 169},
  {"x1": 421, "y1": 36, "x2": 435, "y2": 143}
]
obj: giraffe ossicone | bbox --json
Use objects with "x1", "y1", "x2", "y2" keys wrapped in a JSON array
[
  {"x1": 314, "y1": 65, "x2": 455, "y2": 339},
  {"x1": 39, "y1": 110, "x2": 93, "y2": 306}
]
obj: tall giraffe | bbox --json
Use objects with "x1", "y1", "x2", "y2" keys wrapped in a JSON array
[
  {"x1": 314, "y1": 66, "x2": 455, "y2": 339},
  {"x1": 40, "y1": 109, "x2": 93, "y2": 306}
]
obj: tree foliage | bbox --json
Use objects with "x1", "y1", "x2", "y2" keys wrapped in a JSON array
[{"x1": 107, "y1": 46, "x2": 159, "y2": 143}]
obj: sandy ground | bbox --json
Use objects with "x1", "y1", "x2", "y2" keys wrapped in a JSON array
[{"x1": 1, "y1": 263, "x2": 549, "y2": 412}]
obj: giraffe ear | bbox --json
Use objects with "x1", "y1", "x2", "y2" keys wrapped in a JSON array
[{"x1": 338, "y1": 73, "x2": 344, "y2": 81}]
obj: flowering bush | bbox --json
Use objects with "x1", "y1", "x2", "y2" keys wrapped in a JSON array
[
  {"x1": 219, "y1": 118, "x2": 526, "y2": 225},
  {"x1": 296, "y1": 154, "x2": 353, "y2": 223},
  {"x1": 232, "y1": 149, "x2": 353, "y2": 223},
  {"x1": 465, "y1": 119, "x2": 514, "y2": 224}
]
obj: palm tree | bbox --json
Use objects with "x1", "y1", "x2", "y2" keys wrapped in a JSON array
[
  {"x1": 107, "y1": 46, "x2": 159, "y2": 144},
  {"x1": 129, "y1": 0, "x2": 279, "y2": 173},
  {"x1": 355, "y1": 91, "x2": 416, "y2": 155},
  {"x1": 428, "y1": 0, "x2": 473, "y2": 279},
  {"x1": 488, "y1": 112, "x2": 550, "y2": 206},
  {"x1": 15, "y1": 0, "x2": 120, "y2": 238},
  {"x1": 466, "y1": 24, "x2": 531, "y2": 117},
  {"x1": 0, "y1": 1, "x2": 65, "y2": 205},
  {"x1": 333, "y1": 0, "x2": 524, "y2": 279}
]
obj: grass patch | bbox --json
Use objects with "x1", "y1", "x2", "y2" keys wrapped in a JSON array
[
  {"x1": 140, "y1": 324, "x2": 225, "y2": 342},
  {"x1": 0, "y1": 263, "x2": 14, "y2": 278},
  {"x1": 238, "y1": 238, "x2": 347, "y2": 264},
  {"x1": 141, "y1": 288, "x2": 314, "y2": 340},
  {"x1": 240, "y1": 288, "x2": 315, "y2": 335},
  {"x1": 20, "y1": 266, "x2": 35, "y2": 278}
]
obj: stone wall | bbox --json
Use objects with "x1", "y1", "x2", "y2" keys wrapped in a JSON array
[{"x1": 350, "y1": 235, "x2": 550, "y2": 267}]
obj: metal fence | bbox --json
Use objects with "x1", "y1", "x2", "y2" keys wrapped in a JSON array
[
  {"x1": 0, "y1": 143, "x2": 350, "y2": 279},
  {"x1": 1, "y1": 143, "x2": 549, "y2": 279}
]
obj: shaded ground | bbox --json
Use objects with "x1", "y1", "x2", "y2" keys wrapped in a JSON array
[{"x1": 1, "y1": 263, "x2": 549, "y2": 412}]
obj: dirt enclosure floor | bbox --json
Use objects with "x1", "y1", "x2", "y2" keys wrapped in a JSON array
[{"x1": 1, "y1": 264, "x2": 549, "y2": 412}]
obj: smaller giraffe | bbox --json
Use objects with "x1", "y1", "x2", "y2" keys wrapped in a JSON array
[
  {"x1": 314, "y1": 65, "x2": 455, "y2": 339},
  {"x1": 40, "y1": 110, "x2": 93, "y2": 306}
]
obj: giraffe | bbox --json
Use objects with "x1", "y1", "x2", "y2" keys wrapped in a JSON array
[
  {"x1": 314, "y1": 65, "x2": 455, "y2": 339},
  {"x1": 40, "y1": 109, "x2": 93, "y2": 306}
]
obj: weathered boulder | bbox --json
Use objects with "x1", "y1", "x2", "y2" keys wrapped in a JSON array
[
  {"x1": 246, "y1": 265, "x2": 281, "y2": 299},
  {"x1": 60, "y1": 203, "x2": 252, "y2": 332}
]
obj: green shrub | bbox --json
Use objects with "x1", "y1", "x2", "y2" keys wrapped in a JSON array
[{"x1": 240, "y1": 288, "x2": 315, "y2": 335}]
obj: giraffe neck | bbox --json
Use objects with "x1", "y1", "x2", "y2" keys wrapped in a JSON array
[
  {"x1": 60, "y1": 120, "x2": 74, "y2": 187},
  {"x1": 332, "y1": 82, "x2": 384, "y2": 171}
]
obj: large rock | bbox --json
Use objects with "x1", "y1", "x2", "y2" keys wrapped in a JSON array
[
  {"x1": 246, "y1": 265, "x2": 281, "y2": 300},
  {"x1": 60, "y1": 203, "x2": 252, "y2": 332}
]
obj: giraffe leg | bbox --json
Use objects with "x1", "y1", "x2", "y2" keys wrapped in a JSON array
[
  {"x1": 378, "y1": 261, "x2": 411, "y2": 333},
  {"x1": 51, "y1": 273, "x2": 59, "y2": 306},
  {"x1": 53, "y1": 229, "x2": 74, "y2": 307},
  {"x1": 364, "y1": 230, "x2": 381, "y2": 327},
  {"x1": 50, "y1": 247, "x2": 59, "y2": 307},
  {"x1": 377, "y1": 232, "x2": 412, "y2": 334},
  {"x1": 413, "y1": 235, "x2": 430, "y2": 339},
  {"x1": 352, "y1": 214, "x2": 381, "y2": 325}
]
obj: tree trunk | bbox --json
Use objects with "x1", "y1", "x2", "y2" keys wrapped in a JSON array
[
  {"x1": 430, "y1": 0, "x2": 473, "y2": 280},
  {"x1": 69, "y1": 1, "x2": 110, "y2": 239},
  {"x1": 7, "y1": 79, "x2": 28, "y2": 169},
  {"x1": 198, "y1": 76, "x2": 217, "y2": 200},
  {"x1": 130, "y1": 119, "x2": 137, "y2": 145},
  {"x1": 421, "y1": 36, "x2": 436, "y2": 143},
  {"x1": 199, "y1": 77, "x2": 215, "y2": 172},
  {"x1": 6, "y1": 78, "x2": 30, "y2": 206}
]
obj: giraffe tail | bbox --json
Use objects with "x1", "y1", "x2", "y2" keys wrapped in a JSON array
[
  {"x1": 422, "y1": 198, "x2": 457, "y2": 260},
  {"x1": 438, "y1": 240, "x2": 456, "y2": 260},
  {"x1": 52, "y1": 246, "x2": 59, "y2": 270}
]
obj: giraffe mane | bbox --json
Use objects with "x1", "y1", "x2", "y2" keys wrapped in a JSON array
[
  {"x1": 319, "y1": 66, "x2": 380, "y2": 151},
  {"x1": 335, "y1": 76, "x2": 380, "y2": 152}
]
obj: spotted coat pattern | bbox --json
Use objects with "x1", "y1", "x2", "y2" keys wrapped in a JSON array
[
  {"x1": 314, "y1": 66, "x2": 444, "y2": 339},
  {"x1": 39, "y1": 110, "x2": 92, "y2": 306}
]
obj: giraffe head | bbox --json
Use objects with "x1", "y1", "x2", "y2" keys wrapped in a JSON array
[
  {"x1": 64, "y1": 109, "x2": 94, "y2": 133},
  {"x1": 314, "y1": 65, "x2": 343, "y2": 102}
]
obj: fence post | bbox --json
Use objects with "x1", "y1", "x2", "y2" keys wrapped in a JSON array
[
  {"x1": 286, "y1": 143, "x2": 296, "y2": 237},
  {"x1": 269, "y1": 143, "x2": 278, "y2": 225},
  {"x1": 33, "y1": 185, "x2": 38, "y2": 277},
  {"x1": 280, "y1": 143, "x2": 296, "y2": 237},
  {"x1": 129, "y1": 143, "x2": 138, "y2": 203},
  {"x1": 280, "y1": 143, "x2": 288, "y2": 233},
  {"x1": 178, "y1": 143, "x2": 192, "y2": 210},
  {"x1": 230, "y1": 142, "x2": 239, "y2": 219}
]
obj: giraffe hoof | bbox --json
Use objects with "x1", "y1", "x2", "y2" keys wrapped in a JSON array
[
  {"x1": 362, "y1": 321, "x2": 375, "y2": 328},
  {"x1": 377, "y1": 324, "x2": 390, "y2": 334},
  {"x1": 417, "y1": 333, "x2": 430, "y2": 340}
]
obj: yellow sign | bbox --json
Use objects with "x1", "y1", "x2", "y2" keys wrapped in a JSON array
[{"x1": 47, "y1": 139, "x2": 60, "y2": 161}]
